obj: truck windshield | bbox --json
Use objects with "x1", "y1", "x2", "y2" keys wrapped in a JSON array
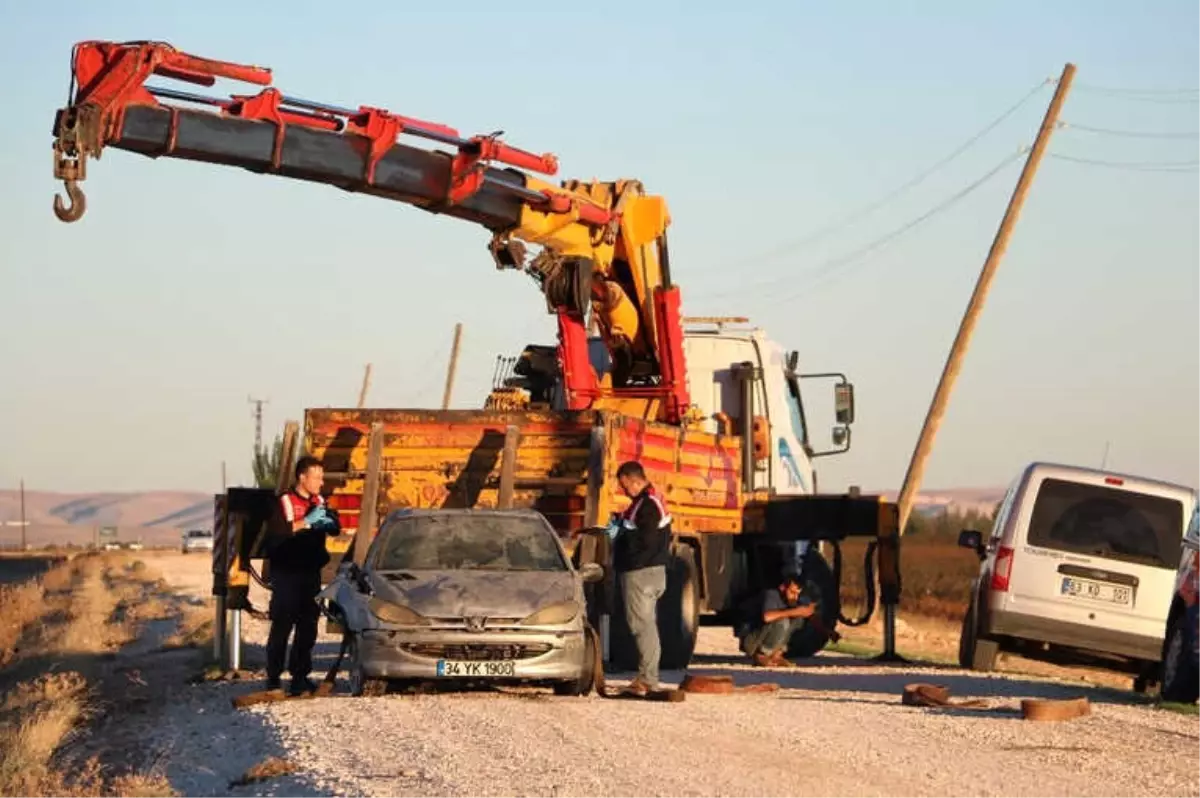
[
  {"x1": 1027, "y1": 478, "x2": 1185, "y2": 569},
  {"x1": 373, "y1": 515, "x2": 568, "y2": 572},
  {"x1": 784, "y1": 374, "x2": 809, "y2": 446}
]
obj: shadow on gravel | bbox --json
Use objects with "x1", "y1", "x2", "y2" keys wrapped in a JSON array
[{"x1": 676, "y1": 658, "x2": 1150, "y2": 709}]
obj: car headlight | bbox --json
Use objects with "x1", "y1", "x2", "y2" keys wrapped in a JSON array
[
  {"x1": 368, "y1": 597, "x2": 431, "y2": 626},
  {"x1": 520, "y1": 601, "x2": 580, "y2": 626}
]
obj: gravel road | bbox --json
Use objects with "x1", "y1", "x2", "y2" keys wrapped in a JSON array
[{"x1": 143, "y1": 553, "x2": 1199, "y2": 797}]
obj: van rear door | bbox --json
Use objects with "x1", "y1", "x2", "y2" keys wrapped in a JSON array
[{"x1": 1009, "y1": 474, "x2": 1189, "y2": 642}]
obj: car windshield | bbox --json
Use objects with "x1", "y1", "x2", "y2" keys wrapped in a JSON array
[
  {"x1": 372, "y1": 514, "x2": 567, "y2": 572},
  {"x1": 1027, "y1": 478, "x2": 1185, "y2": 569},
  {"x1": 187, "y1": 530, "x2": 211, "y2": 538}
]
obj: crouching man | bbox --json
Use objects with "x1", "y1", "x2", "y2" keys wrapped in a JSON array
[{"x1": 737, "y1": 572, "x2": 819, "y2": 667}]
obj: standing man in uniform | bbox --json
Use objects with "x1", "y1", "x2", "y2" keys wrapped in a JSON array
[
  {"x1": 611, "y1": 460, "x2": 672, "y2": 696},
  {"x1": 265, "y1": 455, "x2": 340, "y2": 695}
]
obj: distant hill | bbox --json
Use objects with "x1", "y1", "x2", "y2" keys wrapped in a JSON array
[
  {"x1": 0, "y1": 485, "x2": 1004, "y2": 548},
  {"x1": 876, "y1": 487, "x2": 1004, "y2": 517},
  {"x1": 0, "y1": 489, "x2": 215, "y2": 548}
]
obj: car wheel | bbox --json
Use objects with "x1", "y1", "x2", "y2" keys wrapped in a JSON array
[
  {"x1": 1161, "y1": 611, "x2": 1199, "y2": 704},
  {"x1": 348, "y1": 635, "x2": 387, "y2": 697},
  {"x1": 553, "y1": 630, "x2": 597, "y2": 697}
]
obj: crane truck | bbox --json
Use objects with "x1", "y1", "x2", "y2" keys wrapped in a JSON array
[{"x1": 50, "y1": 40, "x2": 901, "y2": 669}]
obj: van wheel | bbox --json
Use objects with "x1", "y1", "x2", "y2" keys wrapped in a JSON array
[
  {"x1": 786, "y1": 547, "x2": 841, "y2": 659},
  {"x1": 1161, "y1": 612, "x2": 1199, "y2": 704},
  {"x1": 958, "y1": 590, "x2": 998, "y2": 672}
]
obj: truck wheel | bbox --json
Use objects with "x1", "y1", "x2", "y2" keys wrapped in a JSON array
[
  {"x1": 658, "y1": 546, "x2": 700, "y2": 671},
  {"x1": 606, "y1": 547, "x2": 700, "y2": 672},
  {"x1": 1161, "y1": 612, "x2": 1199, "y2": 704},
  {"x1": 786, "y1": 548, "x2": 841, "y2": 659}
]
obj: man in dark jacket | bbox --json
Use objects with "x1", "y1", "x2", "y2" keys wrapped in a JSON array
[
  {"x1": 612, "y1": 460, "x2": 671, "y2": 695},
  {"x1": 735, "y1": 571, "x2": 818, "y2": 666},
  {"x1": 264, "y1": 456, "x2": 340, "y2": 695}
]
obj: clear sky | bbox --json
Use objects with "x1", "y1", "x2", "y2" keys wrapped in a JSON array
[{"x1": 1, "y1": 0, "x2": 1197, "y2": 495}]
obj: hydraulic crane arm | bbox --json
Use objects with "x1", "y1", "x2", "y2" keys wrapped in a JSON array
[{"x1": 50, "y1": 40, "x2": 692, "y2": 423}]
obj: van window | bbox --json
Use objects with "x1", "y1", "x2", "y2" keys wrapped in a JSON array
[{"x1": 1026, "y1": 478, "x2": 1184, "y2": 569}]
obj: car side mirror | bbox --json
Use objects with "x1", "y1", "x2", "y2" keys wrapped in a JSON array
[
  {"x1": 958, "y1": 529, "x2": 986, "y2": 560},
  {"x1": 579, "y1": 562, "x2": 605, "y2": 584}
]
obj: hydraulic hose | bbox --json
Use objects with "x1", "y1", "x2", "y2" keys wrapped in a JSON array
[{"x1": 831, "y1": 539, "x2": 877, "y2": 627}]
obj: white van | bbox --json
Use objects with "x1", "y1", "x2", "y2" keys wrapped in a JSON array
[{"x1": 957, "y1": 461, "x2": 1196, "y2": 690}]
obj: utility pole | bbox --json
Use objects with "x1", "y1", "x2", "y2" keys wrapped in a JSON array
[
  {"x1": 1100, "y1": 441, "x2": 1111, "y2": 470},
  {"x1": 441, "y1": 323, "x2": 464, "y2": 410},
  {"x1": 19, "y1": 479, "x2": 26, "y2": 551},
  {"x1": 888, "y1": 63, "x2": 1077, "y2": 657},
  {"x1": 358, "y1": 363, "x2": 373, "y2": 408},
  {"x1": 221, "y1": 461, "x2": 227, "y2": 492},
  {"x1": 247, "y1": 396, "x2": 269, "y2": 453}
]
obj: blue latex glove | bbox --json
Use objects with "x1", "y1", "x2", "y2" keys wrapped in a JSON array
[
  {"x1": 311, "y1": 515, "x2": 337, "y2": 532},
  {"x1": 303, "y1": 505, "x2": 329, "y2": 528}
]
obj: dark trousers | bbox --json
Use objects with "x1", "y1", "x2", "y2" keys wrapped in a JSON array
[{"x1": 266, "y1": 572, "x2": 320, "y2": 682}]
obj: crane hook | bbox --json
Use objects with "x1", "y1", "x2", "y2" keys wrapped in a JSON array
[{"x1": 53, "y1": 180, "x2": 87, "y2": 223}]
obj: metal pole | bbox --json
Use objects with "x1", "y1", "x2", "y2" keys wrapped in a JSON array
[
  {"x1": 888, "y1": 62, "x2": 1076, "y2": 658},
  {"x1": 441, "y1": 323, "x2": 464, "y2": 410},
  {"x1": 228, "y1": 609, "x2": 242, "y2": 671}
]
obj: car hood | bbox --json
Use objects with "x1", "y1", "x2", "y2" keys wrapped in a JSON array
[{"x1": 368, "y1": 569, "x2": 577, "y2": 619}]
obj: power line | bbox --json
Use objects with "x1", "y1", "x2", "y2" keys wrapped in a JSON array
[
  {"x1": 1058, "y1": 121, "x2": 1199, "y2": 139},
  {"x1": 1048, "y1": 153, "x2": 1199, "y2": 172},
  {"x1": 704, "y1": 78, "x2": 1052, "y2": 272},
  {"x1": 1072, "y1": 81, "x2": 1199, "y2": 97},
  {"x1": 709, "y1": 148, "x2": 1027, "y2": 306},
  {"x1": 1071, "y1": 82, "x2": 1199, "y2": 104}
]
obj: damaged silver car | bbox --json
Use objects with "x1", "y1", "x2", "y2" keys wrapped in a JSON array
[{"x1": 319, "y1": 507, "x2": 604, "y2": 697}]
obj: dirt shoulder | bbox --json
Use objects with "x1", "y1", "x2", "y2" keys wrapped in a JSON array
[{"x1": 135, "y1": 552, "x2": 1197, "y2": 798}]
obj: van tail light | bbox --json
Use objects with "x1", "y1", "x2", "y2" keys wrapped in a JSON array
[{"x1": 991, "y1": 546, "x2": 1015, "y2": 592}]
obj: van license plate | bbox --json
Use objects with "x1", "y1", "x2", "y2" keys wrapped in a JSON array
[
  {"x1": 1060, "y1": 577, "x2": 1132, "y2": 605},
  {"x1": 436, "y1": 660, "x2": 516, "y2": 677}
]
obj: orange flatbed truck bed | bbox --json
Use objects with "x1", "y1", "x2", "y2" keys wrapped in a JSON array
[{"x1": 305, "y1": 406, "x2": 896, "y2": 667}]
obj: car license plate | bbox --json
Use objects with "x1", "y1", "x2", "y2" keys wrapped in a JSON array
[
  {"x1": 436, "y1": 660, "x2": 516, "y2": 677},
  {"x1": 1060, "y1": 576, "x2": 1132, "y2": 606}
]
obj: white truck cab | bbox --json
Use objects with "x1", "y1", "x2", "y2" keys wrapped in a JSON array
[{"x1": 958, "y1": 461, "x2": 1196, "y2": 689}]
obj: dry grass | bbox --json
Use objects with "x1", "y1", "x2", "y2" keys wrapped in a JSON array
[
  {"x1": 0, "y1": 554, "x2": 178, "y2": 797},
  {"x1": 162, "y1": 604, "x2": 213, "y2": 651},
  {"x1": 837, "y1": 535, "x2": 980, "y2": 622},
  {"x1": 230, "y1": 757, "x2": 298, "y2": 787}
]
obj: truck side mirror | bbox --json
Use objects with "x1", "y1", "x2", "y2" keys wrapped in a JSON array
[{"x1": 834, "y1": 382, "x2": 855, "y2": 425}]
